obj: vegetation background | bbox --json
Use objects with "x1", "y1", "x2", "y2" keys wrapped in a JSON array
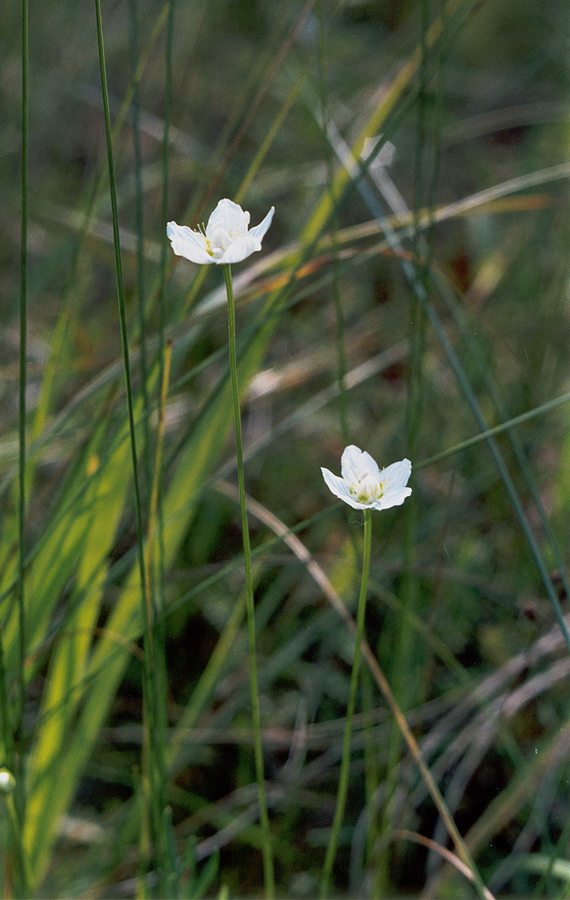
[{"x1": 2, "y1": 0, "x2": 570, "y2": 896}]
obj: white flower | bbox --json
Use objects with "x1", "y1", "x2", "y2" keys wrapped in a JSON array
[
  {"x1": 0, "y1": 769, "x2": 15, "y2": 794},
  {"x1": 167, "y1": 199, "x2": 274, "y2": 265},
  {"x1": 322, "y1": 445, "x2": 412, "y2": 511}
]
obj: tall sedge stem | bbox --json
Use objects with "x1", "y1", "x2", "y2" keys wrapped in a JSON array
[
  {"x1": 222, "y1": 264, "x2": 275, "y2": 899},
  {"x1": 95, "y1": 0, "x2": 165, "y2": 877},
  {"x1": 14, "y1": 0, "x2": 29, "y2": 892},
  {"x1": 18, "y1": 0, "x2": 28, "y2": 726},
  {"x1": 320, "y1": 508, "x2": 372, "y2": 898}
]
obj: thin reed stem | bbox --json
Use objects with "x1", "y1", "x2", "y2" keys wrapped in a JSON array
[
  {"x1": 94, "y1": 0, "x2": 165, "y2": 878},
  {"x1": 18, "y1": 0, "x2": 28, "y2": 722},
  {"x1": 14, "y1": 0, "x2": 29, "y2": 892},
  {"x1": 128, "y1": 0, "x2": 151, "y2": 488},
  {"x1": 159, "y1": 0, "x2": 174, "y2": 371},
  {"x1": 145, "y1": 1, "x2": 175, "y2": 886},
  {"x1": 222, "y1": 263, "x2": 275, "y2": 899},
  {"x1": 320, "y1": 508, "x2": 372, "y2": 899}
]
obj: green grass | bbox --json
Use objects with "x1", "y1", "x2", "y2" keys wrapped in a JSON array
[{"x1": 2, "y1": 0, "x2": 570, "y2": 896}]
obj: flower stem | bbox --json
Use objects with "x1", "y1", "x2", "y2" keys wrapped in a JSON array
[
  {"x1": 222, "y1": 264, "x2": 275, "y2": 899},
  {"x1": 95, "y1": 0, "x2": 166, "y2": 877},
  {"x1": 320, "y1": 508, "x2": 372, "y2": 898}
]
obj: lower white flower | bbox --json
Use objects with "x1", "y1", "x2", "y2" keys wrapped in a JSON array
[
  {"x1": 321, "y1": 445, "x2": 411, "y2": 511},
  {"x1": 0, "y1": 769, "x2": 15, "y2": 794},
  {"x1": 167, "y1": 198, "x2": 274, "y2": 265}
]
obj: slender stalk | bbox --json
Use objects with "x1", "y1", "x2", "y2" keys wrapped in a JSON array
[
  {"x1": 145, "y1": 1, "x2": 175, "y2": 887},
  {"x1": 320, "y1": 508, "x2": 372, "y2": 898},
  {"x1": 14, "y1": 0, "x2": 29, "y2": 892},
  {"x1": 128, "y1": 0, "x2": 151, "y2": 487},
  {"x1": 18, "y1": 0, "x2": 28, "y2": 721},
  {"x1": 144, "y1": 340, "x2": 172, "y2": 892},
  {"x1": 94, "y1": 0, "x2": 163, "y2": 877},
  {"x1": 222, "y1": 264, "x2": 275, "y2": 899},
  {"x1": 159, "y1": 0, "x2": 174, "y2": 382}
]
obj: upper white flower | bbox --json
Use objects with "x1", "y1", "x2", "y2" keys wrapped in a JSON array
[
  {"x1": 167, "y1": 199, "x2": 274, "y2": 265},
  {"x1": 321, "y1": 445, "x2": 412, "y2": 511}
]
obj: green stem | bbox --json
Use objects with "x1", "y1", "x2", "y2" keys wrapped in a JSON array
[
  {"x1": 18, "y1": 0, "x2": 28, "y2": 722},
  {"x1": 95, "y1": 0, "x2": 165, "y2": 877},
  {"x1": 14, "y1": 0, "x2": 29, "y2": 892},
  {"x1": 222, "y1": 264, "x2": 275, "y2": 899},
  {"x1": 320, "y1": 508, "x2": 372, "y2": 898},
  {"x1": 128, "y1": 0, "x2": 151, "y2": 487}
]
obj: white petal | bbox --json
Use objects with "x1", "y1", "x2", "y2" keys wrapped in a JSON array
[
  {"x1": 217, "y1": 235, "x2": 262, "y2": 264},
  {"x1": 382, "y1": 458, "x2": 412, "y2": 490},
  {"x1": 321, "y1": 467, "x2": 345, "y2": 499},
  {"x1": 376, "y1": 486, "x2": 412, "y2": 510},
  {"x1": 321, "y1": 467, "x2": 371, "y2": 509},
  {"x1": 322, "y1": 468, "x2": 351, "y2": 503},
  {"x1": 207, "y1": 199, "x2": 249, "y2": 237},
  {"x1": 340, "y1": 445, "x2": 362, "y2": 483},
  {"x1": 249, "y1": 206, "x2": 275, "y2": 243},
  {"x1": 167, "y1": 222, "x2": 212, "y2": 264},
  {"x1": 341, "y1": 445, "x2": 380, "y2": 484}
]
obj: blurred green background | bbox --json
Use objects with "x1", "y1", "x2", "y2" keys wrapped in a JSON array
[{"x1": 2, "y1": 0, "x2": 570, "y2": 896}]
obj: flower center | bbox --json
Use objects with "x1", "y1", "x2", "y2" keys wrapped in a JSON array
[
  {"x1": 198, "y1": 223, "x2": 218, "y2": 258},
  {"x1": 206, "y1": 222, "x2": 247, "y2": 256},
  {"x1": 349, "y1": 475, "x2": 384, "y2": 504}
]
